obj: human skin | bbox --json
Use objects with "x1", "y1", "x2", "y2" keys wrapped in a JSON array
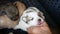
[{"x1": 27, "y1": 21, "x2": 52, "y2": 34}]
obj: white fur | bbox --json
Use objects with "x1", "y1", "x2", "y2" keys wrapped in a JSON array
[{"x1": 14, "y1": 7, "x2": 44, "y2": 31}]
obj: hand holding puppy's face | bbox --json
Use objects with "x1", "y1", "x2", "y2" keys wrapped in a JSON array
[{"x1": 14, "y1": 7, "x2": 45, "y2": 31}]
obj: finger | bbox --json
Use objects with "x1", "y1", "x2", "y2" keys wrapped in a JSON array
[
  {"x1": 27, "y1": 26, "x2": 52, "y2": 34},
  {"x1": 40, "y1": 27, "x2": 52, "y2": 34}
]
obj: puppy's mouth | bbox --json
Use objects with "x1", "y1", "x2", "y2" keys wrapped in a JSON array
[{"x1": 37, "y1": 19, "x2": 42, "y2": 25}]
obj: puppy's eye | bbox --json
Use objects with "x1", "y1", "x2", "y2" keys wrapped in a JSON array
[
  {"x1": 22, "y1": 17, "x2": 26, "y2": 22},
  {"x1": 29, "y1": 17, "x2": 33, "y2": 20},
  {"x1": 22, "y1": 16, "x2": 34, "y2": 24},
  {"x1": 0, "y1": 11, "x2": 6, "y2": 16}
]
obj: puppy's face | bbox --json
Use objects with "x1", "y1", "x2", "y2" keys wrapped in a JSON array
[
  {"x1": 0, "y1": 3, "x2": 19, "y2": 28},
  {"x1": 0, "y1": 1, "x2": 26, "y2": 29},
  {"x1": 22, "y1": 7, "x2": 44, "y2": 26},
  {"x1": 14, "y1": 7, "x2": 45, "y2": 31}
]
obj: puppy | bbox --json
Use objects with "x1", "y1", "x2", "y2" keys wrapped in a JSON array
[
  {"x1": 14, "y1": 7, "x2": 45, "y2": 31},
  {"x1": 0, "y1": 1, "x2": 26, "y2": 29}
]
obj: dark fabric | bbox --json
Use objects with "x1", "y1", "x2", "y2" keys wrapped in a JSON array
[
  {"x1": 38, "y1": 0, "x2": 60, "y2": 26},
  {"x1": 0, "y1": 28, "x2": 28, "y2": 34}
]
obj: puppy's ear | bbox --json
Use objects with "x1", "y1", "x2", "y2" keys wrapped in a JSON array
[
  {"x1": 13, "y1": 1, "x2": 26, "y2": 18},
  {"x1": 38, "y1": 11, "x2": 45, "y2": 19}
]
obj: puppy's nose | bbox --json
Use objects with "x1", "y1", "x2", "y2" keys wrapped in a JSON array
[
  {"x1": 38, "y1": 19, "x2": 42, "y2": 25},
  {"x1": 38, "y1": 19, "x2": 41, "y2": 21}
]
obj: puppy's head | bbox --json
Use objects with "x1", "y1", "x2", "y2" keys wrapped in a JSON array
[
  {"x1": 0, "y1": 3, "x2": 19, "y2": 28},
  {"x1": 0, "y1": 1, "x2": 26, "y2": 28},
  {"x1": 22, "y1": 7, "x2": 45, "y2": 25},
  {"x1": 0, "y1": 4, "x2": 19, "y2": 20},
  {"x1": 14, "y1": 7, "x2": 45, "y2": 31}
]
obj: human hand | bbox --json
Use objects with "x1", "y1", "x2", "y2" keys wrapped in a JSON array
[{"x1": 27, "y1": 21, "x2": 52, "y2": 34}]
